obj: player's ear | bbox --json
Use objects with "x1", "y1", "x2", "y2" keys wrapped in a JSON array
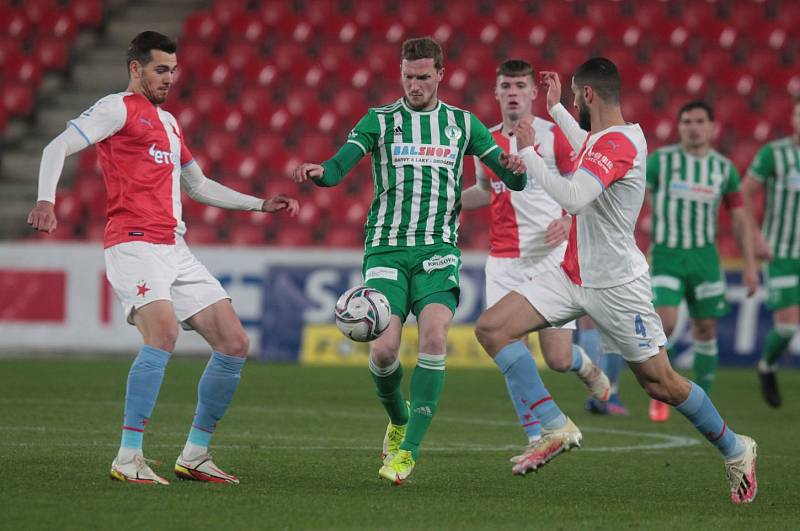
[{"x1": 436, "y1": 68, "x2": 444, "y2": 83}]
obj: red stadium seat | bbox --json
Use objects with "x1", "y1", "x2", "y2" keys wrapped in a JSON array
[
  {"x1": 586, "y1": 0, "x2": 625, "y2": 26},
  {"x1": 603, "y1": 19, "x2": 645, "y2": 48},
  {"x1": 211, "y1": 0, "x2": 248, "y2": 25},
  {"x1": 284, "y1": 86, "x2": 320, "y2": 117},
  {"x1": 764, "y1": 69, "x2": 800, "y2": 97},
  {"x1": 242, "y1": 61, "x2": 279, "y2": 89},
  {"x1": 492, "y1": 1, "x2": 525, "y2": 28},
  {"x1": 272, "y1": 16, "x2": 314, "y2": 44},
  {"x1": 0, "y1": 105, "x2": 7, "y2": 134},
  {"x1": 730, "y1": 115, "x2": 774, "y2": 143},
  {"x1": 324, "y1": 226, "x2": 363, "y2": 248},
  {"x1": 224, "y1": 40, "x2": 260, "y2": 72},
  {"x1": 743, "y1": 47, "x2": 782, "y2": 78},
  {"x1": 192, "y1": 59, "x2": 232, "y2": 87},
  {"x1": 70, "y1": 0, "x2": 104, "y2": 29},
  {"x1": 182, "y1": 11, "x2": 223, "y2": 44},
  {"x1": 319, "y1": 15, "x2": 361, "y2": 44},
  {"x1": 21, "y1": 0, "x2": 59, "y2": 25},
  {"x1": 275, "y1": 225, "x2": 314, "y2": 247},
  {"x1": 367, "y1": 16, "x2": 407, "y2": 45},
  {"x1": 650, "y1": 21, "x2": 691, "y2": 48},
  {"x1": 462, "y1": 20, "x2": 501, "y2": 47},
  {"x1": 229, "y1": 224, "x2": 267, "y2": 246},
  {"x1": 250, "y1": 132, "x2": 284, "y2": 162},
  {"x1": 648, "y1": 48, "x2": 686, "y2": 77},
  {"x1": 272, "y1": 42, "x2": 309, "y2": 76},
  {"x1": 713, "y1": 95, "x2": 750, "y2": 128},
  {"x1": 207, "y1": 104, "x2": 246, "y2": 135},
  {"x1": 258, "y1": 0, "x2": 291, "y2": 26},
  {"x1": 679, "y1": 2, "x2": 719, "y2": 30},
  {"x1": 220, "y1": 175, "x2": 256, "y2": 195},
  {"x1": 54, "y1": 192, "x2": 84, "y2": 225},
  {"x1": 296, "y1": 133, "x2": 334, "y2": 161},
  {"x1": 34, "y1": 37, "x2": 70, "y2": 71},
  {"x1": 228, "y1": 13, "x2": 266, "y2": 43},
  {"x1": 171, "y1": 104, "x2": 202, "y2": 131},
  {"x1": 3, "y1": 52, "x2": 43, "y2": 87},
  {"x1": 176, "y1": 39, "x2": 213, "y2": 71},
  {"x1": 0, "y1": 7, "x2": 32, "y2": 40},
  {"x1": 760, "y1": 98, "x2": 794, "y2": 127},
  {"x1": 38, "y1": 10, "x2": 78, "y2": 40},
  {"x1": 184, "y1": 223, "x2": 221, "y2": 245},
  {"x1": 0, "y1": 35, "x2": 23, "y2": 63},
  {"x1": 621, "y1": 93, "x2": 653, "y2": 120},
  {"x1": 536, "y1": 1, "x2": 576, "y2": 26},
  {"x1": 191, "y1": 85, "x2": 227, "y2": 115},
  {"x1": 2, "y1": 82, "x2": 35, "y2": 117},
  {"x1": 296, "y1": 201, "x2": 322, "y2": 228},
  {"x1": 239, "y1": 86, "x2": 273, "y2": 120},
  {"x1": 457, "y1": 44, "x2": 497, "y2": 78},
  {"x1": 364, "y1": 41, "x2": 398, "y2": 75},
  {"x1": 205, "y1": 130, "x2": 239, "y2": 162},
  {"x1": 728, "y1": 2, "x2": 767, "y2": 32},
  {"x1": 697, "y1": 21, "x2": 738, "y2": 50}
]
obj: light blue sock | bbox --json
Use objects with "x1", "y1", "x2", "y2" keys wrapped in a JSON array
[
  {"x1": 578, "y1": 328, "x2": 601, "y2": 363},
  {"x1": 187, "y1": 351, "x2": 247, "y2": 447},
  {"x1": 121, "y1": 345, "x2": 171, "y2": 450},
  {"x1": 494, "y1": 350, "x2": 541, "y2": 440},
  {"x1": 494, "y1": 341, "x2": 566, "y2": 430},
  {"x1": 569, "y1": 344, "x2": 584, "y2": 371},
  {"x1": 676, "y1": 381, "x2": 744, "y2": 459}
]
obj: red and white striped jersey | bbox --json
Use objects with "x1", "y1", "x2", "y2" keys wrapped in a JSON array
[
  {"x1": 68, "y1": 92, "x2": 193, "y2": 248},
  {"x1": 475, "y1": 117, "x2": 575, "y2": 259},
  {"x1": 562, "y1": 124, "x2": 650, "y2": 288}
]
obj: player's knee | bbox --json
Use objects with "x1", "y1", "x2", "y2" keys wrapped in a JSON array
[
  {"x1": 419, "y1": 327, "x2": 448, "y2": 354},
  {"x1": 371, "y1": 342, "x2": 399, "y2": 366},
  {"x1": 218, "y1": 331, "x2": 250, "y2": 357},
  {"x1": 692, "y1": 320, "x2": 716, "y2": 341},
  {"x1": 547, "y1": 355, "x2": 572, "y2": 373},
  {"x1": 475, "y1": 314, "x2": 504, "y2": 354},
  {"x1": 147, "y1": 328, "x2": 179, "y2": 353}
]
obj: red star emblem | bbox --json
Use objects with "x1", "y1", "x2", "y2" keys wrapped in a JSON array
[
  {"x1": 136, "y1": 282, "x2": 150, "y2": 297},
  {"x1": 523, "y1": 413, "x2": 533, "y2": 421}
]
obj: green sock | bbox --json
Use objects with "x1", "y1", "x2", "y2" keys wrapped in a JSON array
[
  {"x1": 400, "y1": 353, "x2": 446, "y2": 459},
  {"x1": 762, "y1": 326, "x2": 796, "y2": 366},
  {"x1": 692, "y1": 339, "x2": 718, "y2": 394},
  {"x1": 368, "y1": 357, "x2": 408, "y2": 426}
]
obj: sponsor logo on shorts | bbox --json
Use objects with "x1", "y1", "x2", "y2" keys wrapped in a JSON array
[
  {"x1": 391, "y1": 143, "x2": 457, "y2": 169},
  {"x1": 422, "y1": 254, "x2": 458, "y2": 273},
  {"x1": 365, "y1": 267, "x2": 398, "y2": 281}
]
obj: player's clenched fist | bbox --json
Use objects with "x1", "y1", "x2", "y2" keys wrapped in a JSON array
[
  {"x1": 291, "y1": 163, "x2": 324, "y2": 183},
  {"x1": 539, "y1": 71, "x2": 562, "y2": 111},
  {"x1": 262, "y1": 194, "x2": 300, "y2": 216},
  {"x1": 512, "y1": 120, "x2": 536, "y2": 150},
  {"x1": 499, "y1": 152, "x2": 526, "y2": 175},
  {"x1": 27, "y1": 200, "x2": 57, "y2": 233}
]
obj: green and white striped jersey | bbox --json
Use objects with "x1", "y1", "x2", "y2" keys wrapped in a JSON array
[
  {"x1": 646, "y1": 144, "x2": 741, "y2": 249},
  {"x1": 749, "y1": 138, "x2": 800, "y2": 259},
  {"x1": 346, "y1": 98, "x2": 500, "y2": 248}
]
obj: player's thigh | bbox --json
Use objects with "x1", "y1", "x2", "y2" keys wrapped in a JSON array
[
  {"x1": 655, "y1": 305, "x2": 679, "y2": 336},
  {"x1": 363, "y1": 249, "x2": 412, "y2": 322},
  {"x1": 417, "y1": 303, "x2": 454, "y2": 354},
  {"x1": 585, "y1": 274, "x2": 667, "y2": 364},
  {"x1": 131, "y1": 299, "x2": 180, "y2": 349},
  {"x1": 763, "y1": 258, "x2": 800, "y2": 313},
  {"x1": 409, "y1": 244, "x2": 461, "y2": 317},
  {"x1": 685, "y1": 248, "x2": 729, "y2": 319},
  {"x1": 170, "y1": 241, "x2": 231, "y2": 330},
  {"x1": 484, "y1": 256, "x2": 519, "y2": 309},
  {"x1": 104, "y1": 241, "x2": 176, "y2": 325},
  {"x1": 185, "y1": 299, "x2": 249, "y2": 356},
  {"x1": 512, "y1": 264, "x2": 583, "y2": 330},
  {"x1": 478, "y1": 290, "x2": 550, "y2": 342}
]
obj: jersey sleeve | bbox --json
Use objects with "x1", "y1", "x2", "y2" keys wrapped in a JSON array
[
  {"x1": 67, "y1": 94, "x2": 127, "y2": 146},
  {"x1": 178, "y1": 123, "x2": 194, "y2": 167},
  {"x1": 551, "y1": 125, "x2": 576, "y2": 176},
  {"x1": 473, "y1": 155, "x2": 490, "y2": 189},
  {"x1": 645, "y1": 151, "x2": 660, "y2": 190},
  {"x1": 346, "y1": 109, "x2": 380, "y2": 155},
  {"x1": 466, "y1": 113, "x2": 499, "y2": 159},
  {"x1": 579, "y1": 132, "x2": 637, "y2": 188},
  {"x1": 747, "y1": 144, "x2": 774, "y2": 183},
  {"x1": 722, "y1": 162, "x2": 743, "y2": 209}
]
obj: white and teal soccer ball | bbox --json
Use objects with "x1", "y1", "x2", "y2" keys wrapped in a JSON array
[{"x1": 334, "y1": 286, "x2": 391, "y2": 342}]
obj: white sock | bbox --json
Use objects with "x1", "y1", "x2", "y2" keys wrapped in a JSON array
[
  {"x1": 182, "y1": 441, "x2": 208, "y2": 461},
  {"x1": 577, "y1": 350, "x2": 594, "y2": 378},
  {"x1": 117, "y1": 447, "x2": 142, "y2": 463}
]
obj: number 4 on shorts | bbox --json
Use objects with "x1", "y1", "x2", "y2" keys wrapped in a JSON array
[{"x1": 634, "y1": 314, "x2": 647, "y2": 337}]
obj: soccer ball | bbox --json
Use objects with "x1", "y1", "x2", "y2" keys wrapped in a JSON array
[{"x1": 334, "y1": 286, "x2": 391, "y2": 342}]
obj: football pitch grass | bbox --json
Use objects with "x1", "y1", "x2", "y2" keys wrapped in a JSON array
[{"x1": 1, "y1": 359, "x2": 798, "y2": 530}]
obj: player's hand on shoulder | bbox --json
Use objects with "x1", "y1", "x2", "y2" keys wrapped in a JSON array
[
  {"x1": 545, "y1": 215, "x2": 571, "y2": 247},
  {"x1": 499, "y1": 152, "x2": 526, "y2": 175},
  {"x1": 511, "y1": 120, "x2": 535, "y2": 150},
  {"x1": 262, "y1": 194, "x2": 300, "y2": 216},
  {"x1": 291, "y1": 162, "x2": 324, "y2": 183},
  {"x1": 539, "y1": 71, "x2": 561, "y2": 111},
  {"x1": 27, "y1": 200, "x2": 57, "y2": 233}
]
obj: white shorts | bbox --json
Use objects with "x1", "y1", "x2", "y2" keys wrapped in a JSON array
[
  {"x1": 485, "y1": 249, "x2": 576, "y2": 330},
  {"x1": 104, "y1": 238, "x2": 230, "y2": 330},
  {"x1": 515, "y1": 266, "x2": 667, "y2": 363}
]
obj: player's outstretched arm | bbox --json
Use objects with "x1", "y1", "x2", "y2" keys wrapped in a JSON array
[
  {"x1": 181, "y1": 161, "x2": 287, "y2": 212},
  {"x1": 291, "y1": 142, "x2": 365, "y2": 188},
  {"x1": 28, "y1": 126, "x2": 91, "y2": 233},
  {"x1": 540, "y1": 72, "x2": 588, "y2": 152},
  {"x1": 482, "y1": 150, "x2": 526, "y2": 191},
  {"x1": 514, "y1": 121, "x2": 602, "y2": 214}
]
